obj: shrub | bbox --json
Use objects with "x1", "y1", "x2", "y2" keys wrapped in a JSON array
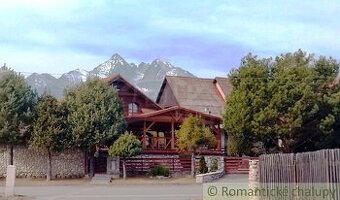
[
  {"x1": 148, "y1": 165, "x2": 170, "y2": 177},
  {"x1": 198, "y1": 155, "x2": 208, "y2": 174},
  {"x1": 210, "y1": 158, "x2": 218, "y2": 172}
]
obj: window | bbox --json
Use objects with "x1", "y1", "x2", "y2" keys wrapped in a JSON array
[
  {"x1": 113, "y1": 84, "x2": 120, "y2": 91},
  {"x1": 128, "y1": 103, "x2": 138, "y2": 115}
]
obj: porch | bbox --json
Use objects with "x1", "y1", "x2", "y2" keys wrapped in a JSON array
[{"x1": 126, "y1": 106, "x2": 224, "y2": 154}]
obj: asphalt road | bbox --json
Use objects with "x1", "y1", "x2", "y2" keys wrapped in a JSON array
[
  {"x1": 1, "y1": 184, "x2": 202, "y2": 200},
  {"x1": 0, "y1": 174, "x2": 248, "y2": 200}
]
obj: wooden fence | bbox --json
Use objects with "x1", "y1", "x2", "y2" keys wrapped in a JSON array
[
  {"x1": 259, "y1": 149, "x2": 340, "y2": 200},
  {"x1": 120, "y1": 156, "x2": 193, "y2": 172},
  {"x1": 225, "y1": 156, "x2": 258, "y2": 174}
]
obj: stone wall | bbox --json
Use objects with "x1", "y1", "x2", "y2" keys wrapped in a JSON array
[
  {"x1": 196, "y1": 170, "x2": 224, "y2": 183},
  {"x1": 0, "y1": 145, "x2": 85, "y2": 179},
  {"x1": 203, "y1": 155, "x2": 224, "y2": 172},
  {"x1": 0, "y1": 146, "x2": 8, "y2": 178}
]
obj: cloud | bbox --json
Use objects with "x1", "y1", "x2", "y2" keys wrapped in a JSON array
[{"x1": 0, "y1": 0, "x2": 339, "y2": 77}]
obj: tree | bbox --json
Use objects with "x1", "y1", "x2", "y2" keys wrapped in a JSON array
[
  {"x1": 30, "y1": 94, "x2": 70, "y2": 181},
  {"x1": 198, "y1": 155, "x2": 208, "y2": 174},
  {"x1": 65, "y1": 77, "x2": 126, "y2": 176},
  {"x1": 0, "y1": 71, "x2": 36, "y2": 165},
  {"x1": 108, "y1": 132, "x2": 142, "y2": 179},
  {"x1": 224, "y1": 50, "x2": 339, "y2": 155},
  {"x1": 176, "y1": 114, "x2": 216, "y2": 177}
]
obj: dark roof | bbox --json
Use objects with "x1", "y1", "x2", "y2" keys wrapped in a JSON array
[
  {"x1": 156, "y1": 76, "x2": 232, "y2": 117},
  {"x1": 104, "y1": 74, "x2": 162, "y2": 110}
]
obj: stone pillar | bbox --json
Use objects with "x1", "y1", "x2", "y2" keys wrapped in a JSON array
[
  {"x1": 107, "y1": 156, "x2": 120, "y2": 178},
  {"x1": 5, "y1": 165, "x2": 16, "y2": 197},
  {"x1": 249, "y1": 159, "x2": 259, "y2": 200},
  {"x1": 249, "y1": 159, "x2": 259, "y2": 182}
]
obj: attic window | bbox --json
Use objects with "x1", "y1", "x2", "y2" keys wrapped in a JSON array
[
  {"x1": 128, "y1": 103, "x2": 138, "y2": 115},
  {"x1": 113, "y1": 84, "x2": 120, "y2": 91}
]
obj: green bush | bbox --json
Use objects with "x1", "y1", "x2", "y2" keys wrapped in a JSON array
[
  {"x1": 198, "y1": 155, "x2": 208, "y2": 174},
  {"x1": 147, "y1": 165, "x2": 170, "y2": 177}
]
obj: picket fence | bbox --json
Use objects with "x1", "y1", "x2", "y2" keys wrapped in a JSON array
[{"x1": 259, "y1": 149, "x2": 340, "y2": 200}]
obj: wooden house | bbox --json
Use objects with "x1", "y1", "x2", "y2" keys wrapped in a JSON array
[{"x1": 94, "y1": 74, "x2": 230, "y2": 174}]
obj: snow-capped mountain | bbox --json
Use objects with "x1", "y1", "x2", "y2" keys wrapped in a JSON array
[
  {"x1": 89, "y1": 54, "x2": 139, "y2": 82},
  {"x1": 22, "y1": 54, "x2": 195, "y2": 100}
]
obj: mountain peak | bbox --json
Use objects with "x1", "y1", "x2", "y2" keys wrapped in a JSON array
[
  {"x1": 111, "y1": 53, "x2": 123, "y2": 60},
  {"x1": 23, "y1": 53, "x2": 196, "y2": 100},
  {"x1": 152, "y1": 58, "x2": 163, "y2": 63},
  {"x1": 151, "y1": 58, "x2": 175, "y2": 69}
]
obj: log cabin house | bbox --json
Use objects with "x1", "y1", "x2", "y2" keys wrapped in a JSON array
[{"x1": 93, "y1": 74, "x2": 232, "y2": 174}]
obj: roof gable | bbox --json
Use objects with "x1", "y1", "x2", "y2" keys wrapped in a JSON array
[{"x1": 104, "y1": 74, "x2": 161, "y2": 110}]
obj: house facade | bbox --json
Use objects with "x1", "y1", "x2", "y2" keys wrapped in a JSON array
[{"x1": 94, "y1": 74, "x2": 229, "y2": 174}]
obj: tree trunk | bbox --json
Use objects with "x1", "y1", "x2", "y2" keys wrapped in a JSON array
[
  {"x1": 89, "y1": 153, "x2": 94, "y2": 177},
  {"x1": 191, "y1": 152, "x2": 195, "y2": 178},
  {"x1": 122, "y1": 159, "x2": 126, "y2": 180},
  {"x1": 7, "y1": 145, "x2": 13, "y2": 165},
  {"x1": 47, "y1": 150, "x2": 52, "y2": 181}
]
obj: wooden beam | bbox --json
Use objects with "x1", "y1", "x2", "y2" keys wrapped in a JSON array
[
  {"x1": 210, "y1": 124, "x2": 221, "y2": 151},
  {"x1": 146, "y1": 121, "x2": 156, "y2": 132},
  {"x1": 143, "y1": 120, "x2": 146, "y2": 149},
  {"x1": 170, "y1": 110, "x2": 183, "y2": 122},
  {"x1": 171, "y1": 120, "x2": 175, "y2": 149}
]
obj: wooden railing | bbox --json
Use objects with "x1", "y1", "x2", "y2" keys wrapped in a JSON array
[
  {"x1": 138, "y1": 136, "x2": 173, "y2": 150},
  {"x1": 224, "y1": 156, "x2": 258, "y2": 174}
]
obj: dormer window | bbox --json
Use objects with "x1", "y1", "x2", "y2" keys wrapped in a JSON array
[{"x1": 128, "y1": 102, "x2": 138, "y2": 115}]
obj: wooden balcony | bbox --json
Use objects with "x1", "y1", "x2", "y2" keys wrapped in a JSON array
[
  {"x1": 138, "y1": 136, "x2": 173, "y2": 150},
  {"x1": 137, "y1": 136, "x2": 224, "y2": 155}
]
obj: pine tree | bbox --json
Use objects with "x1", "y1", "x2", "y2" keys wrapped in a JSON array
[
  {"x1": 65, "y1": 77, "x2": 126, "y2": 176},
  {"x1": 30, "y1": 94, "x2": 70, "y2": 181},
  {"x1": 108, "y1": 132, "x2": 142, "y2": 179},
  {"x1": 176, "y1": 114, "x2": 216, "y2": 177},
  {"x1": 0, "y1": 71, "x2": 36, "y2": 165},
  {"x1": 224, "y1": 50, "x2": 339, "y2": 154},
  {"x1": 198, "y1": 155, "x2": 208, "y2": 174}
]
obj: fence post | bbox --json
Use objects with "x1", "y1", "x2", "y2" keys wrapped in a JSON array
[
  {"x1": 141, "y1": 156, "x2": 144, "y2": 172},
  {"x1": 5, "y1": 165, "x2": 16, "y2": 197}
]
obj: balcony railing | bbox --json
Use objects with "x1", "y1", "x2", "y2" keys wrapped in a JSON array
[{"x1": 138, "y1": 136, "x2": 174, "y2": 150}]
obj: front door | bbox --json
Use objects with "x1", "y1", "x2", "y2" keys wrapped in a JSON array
[{"x1": 94, "y1": 152, "x2": 107, "y2": 174}]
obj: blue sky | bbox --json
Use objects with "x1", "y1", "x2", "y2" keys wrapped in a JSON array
[{"x1": 0, "y1": 0, "x2": 339, "y2": 78}]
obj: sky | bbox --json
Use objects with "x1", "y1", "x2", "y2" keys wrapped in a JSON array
[{"x1": 0, "y1": 0, "x2": 339, "y2": 78}]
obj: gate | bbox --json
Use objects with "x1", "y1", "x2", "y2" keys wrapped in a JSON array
[{"x1": 224, "y1": 156, "x2": 258, "y2": 174}]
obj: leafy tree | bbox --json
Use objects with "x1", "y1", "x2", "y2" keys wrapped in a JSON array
[
  {"x1": 65, "y1": 77, "x2": 126, "y2": 176},
  {"x1": 108, "y1": 132, "x2": 142, "y2": 179},
  {"x1": 224, "y1": 50, "x2": 339, "y2": 155},
  {"x1": 0, "y1": 71, "x2": 36, "y2": 164},
  {"x1": 30, "y1": 94, "x2": 70, "y2": 181},
  {"x1": 176, "y1": 114, "x2": 216, "y2": 177}
]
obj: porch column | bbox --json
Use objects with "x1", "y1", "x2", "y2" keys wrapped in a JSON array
[
  {"x1": 210, "y1": 123, "x2": 221, "y2": 151},
  {"x1": 143, "y1": 120, "x2": 146, "y2": 149},
  {"x1": 216, "y1": 127, "x2": 221, "y2": 151},
  {"x1": 171, "y1": 121, "x2": 175, "y2": 149}
]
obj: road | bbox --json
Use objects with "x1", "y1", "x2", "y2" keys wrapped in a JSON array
[
  {"x1": 0, "y1": 175, "x2": 248, "y2": 200},
  {"x1": 1, "y1": 184, "x2": 202, "y2": 200}
]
